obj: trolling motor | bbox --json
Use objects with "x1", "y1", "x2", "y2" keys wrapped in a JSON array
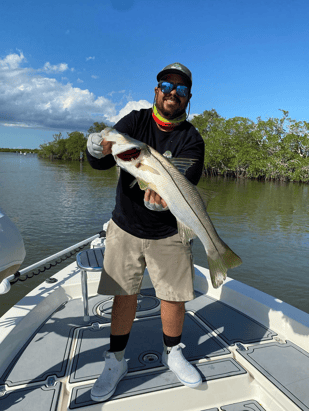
[
  {"x1": 0, "y1": 211, "x2": 106, "y2": 295},
  {"x1": 0, "y1": 207, "x2": 26, "y2": 293}
]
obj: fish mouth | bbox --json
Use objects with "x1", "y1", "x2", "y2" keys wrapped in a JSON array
[{"x1": 116, "y1": 148, "x2": 141, "y2": 162}]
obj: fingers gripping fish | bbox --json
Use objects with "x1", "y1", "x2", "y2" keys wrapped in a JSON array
[{"x1": 102, "y1": 127, "x2": 242, "y2": 288}]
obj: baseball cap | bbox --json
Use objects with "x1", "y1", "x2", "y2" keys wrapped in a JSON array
[{"x1": 157, "y1": 63, "x2": 192, "y2": 87}]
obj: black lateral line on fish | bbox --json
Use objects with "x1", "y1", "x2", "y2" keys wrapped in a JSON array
[{"x1": 149, "y1": 148, "x2": 224, "y2": 257}]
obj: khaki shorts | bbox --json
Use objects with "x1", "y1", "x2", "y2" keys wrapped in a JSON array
[{"x1": 97, "y1": 219, "x2": 195, "y2": 302}]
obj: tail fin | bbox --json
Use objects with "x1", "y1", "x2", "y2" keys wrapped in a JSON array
[{"x1": 207, "y1": 244, "x2": 242, "y2": 289}]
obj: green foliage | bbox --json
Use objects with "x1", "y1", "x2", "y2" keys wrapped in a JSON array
[
  {"x1": 65, "y1": 131, "x2": 87, "y2": 160},
  {"x1": 87, "y1": 122, "x2": 108, "y2": 134},
  {"x1": 38, "y1": 121, "x2": 108, "y2": 161},
  {"x1": 191, "y1": 110, "x2": 309, "y2": 183},
  {"x1": 37, "y1": 115, "x2": 309, "y2": 183}
]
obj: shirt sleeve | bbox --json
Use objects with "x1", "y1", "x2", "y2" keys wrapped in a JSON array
[
  {"x1": 114, "y1": 111, "x2": 136, "y2": 135},
  {"x1": 86, "y1": 149, "x2": 116, "y2": 170}
]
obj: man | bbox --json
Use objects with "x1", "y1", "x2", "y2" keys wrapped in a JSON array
[{"x1": 86, "y1": 63, "x2": 205, "y2": 402}]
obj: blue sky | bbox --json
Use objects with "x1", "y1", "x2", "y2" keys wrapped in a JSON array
[{"x1": 1, "y1": 0, "x2": 309, "y2": 149}]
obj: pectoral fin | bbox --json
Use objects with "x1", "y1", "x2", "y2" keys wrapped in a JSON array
[
  {"x1": 130, "y1": 178, "x2": 150, "y2": 190},
  {"x1": 137, "y1": 179, "x2": 150, "y2": 190},
  {"x1": 177, "y1": 219, "x2": 197, "y2": 245}
]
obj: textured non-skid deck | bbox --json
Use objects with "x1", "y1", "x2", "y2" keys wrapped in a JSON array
[
  {"x1": 70, "y1": 313, "x2": 230, "y2": 384},
  {"x1": 201, "y1": 400, "x2": 266, "y2": 410},
  {"x1": 0, "y1": 295, "x2": 111, "y2": 387},
  {"x1": 1, "y1": 288, "x2": 308, "y2": 410},
  {"x1": 186, "y1": 294, "x2": 277, "y2": 345},
  {"x1": 70, "y1": 359, "x2": 246, "y2": 408},
  {"x1": 238, "y1": 341, "x2": 309, "y2": 410},
  {"x1": 0, "y1": 383, "x2": 61, "y2": 411}
]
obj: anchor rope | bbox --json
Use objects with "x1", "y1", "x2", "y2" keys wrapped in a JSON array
[
  {"x1": 10, "y1": 243, "x2": 89, "y2": 285},
  {"x1": 8, "y1": 230, "x2": 106, "y2": 286}
]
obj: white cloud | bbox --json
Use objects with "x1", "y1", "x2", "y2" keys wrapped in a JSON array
[
  {"x1": 41, "y1": 62, "x2": 73, "y2": 73},
  {"x1": 108, "y1": 100, "x2": 152, "y2": 124},
  {"x1": 0, "y1": 52, "x2": 152, "y2": 131},
  {"x1": 3, "y1": 122, "x2": 32, "y2": 128},
  {"x1": 188, "y1": 113, "x2": 199, "y2": 121},
  {"x1": 77, "y1": 78, "x2": 84, "y2": 83},
  {"x1": 0, "y1": 52, "x2": 115, "y2": 130},
  {"x1": 91, "y1": 75, "x2": 99, "y2": 79},
  {"x1": 86, "y1": 56, "x2": 95, "y2": 61},
  {"x1": 0, "y1": 51, "x2": 26, "y2": 69},
  {"x1": 108, "y1": 89, "x2": 126, "y2": 97}
]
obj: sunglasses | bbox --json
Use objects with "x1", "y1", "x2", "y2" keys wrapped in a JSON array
[{"x1": 158, "y1": 81, "x2": 190, "y2": 98}]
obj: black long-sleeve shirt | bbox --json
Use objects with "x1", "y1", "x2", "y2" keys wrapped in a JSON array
[{"x1": 86, "y1": 108, "x2": 205, "y2": 239}]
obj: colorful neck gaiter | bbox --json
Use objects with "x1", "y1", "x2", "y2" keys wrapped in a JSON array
[{"x1": 152, "y1": 104, "x2": 186, "y2": 131}]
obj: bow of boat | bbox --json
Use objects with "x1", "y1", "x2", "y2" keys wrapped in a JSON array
[{"x1": 0, "y1": 254, "x2": 309, "y2": 411}]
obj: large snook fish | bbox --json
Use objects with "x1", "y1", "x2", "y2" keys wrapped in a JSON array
[{"x1": 103, "y1": 127, "x2": 242, "y2": 288}]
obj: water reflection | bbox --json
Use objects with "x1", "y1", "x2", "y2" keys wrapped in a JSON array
[
  {"x1": 196, "y1": 177, "x2": 309, "y2": 314},
  {"x1": 0, "y1": 153, "x2": 308, "y2": 316}
]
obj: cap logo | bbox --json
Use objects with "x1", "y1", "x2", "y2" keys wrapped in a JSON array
[{"x1": 170, "y1": 63, "x2": 182, "y2": 70}]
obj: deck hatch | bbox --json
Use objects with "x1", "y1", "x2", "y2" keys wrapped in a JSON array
[
  {"x1": 70, "y1": 313, "x2": 230, "y2": 383},
  {"x1": 200, "y1": 402, "x2": 266, "y2": 411},
  {"x1": 186, "y1": 294, "x2": 276, "y2": 345},
  {"x1": 0, "y1": 383, "x2": 60, "y2": 411},
  {"x1": 220, "y1": 400, "x2": 266, "y2": 410},
  {"x1": 0, "y1": 302, "x2": 79, "y2": 386},
  {"x1": 0, "y1": 296, "x2": 110, "y2": 387},
  {"x1": 238, "y1": 341, "x2": 309, "y2": 410},
  {"x1": 69, "y1": 359, "x2": 246, "y2": 408}
]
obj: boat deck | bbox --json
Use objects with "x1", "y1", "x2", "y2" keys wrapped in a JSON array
[{"x1": 0, "y1": 263, "x2": 309, "y2": 411}]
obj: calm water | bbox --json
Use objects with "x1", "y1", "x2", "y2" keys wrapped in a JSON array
[{"x1": 0, "y1": 152, "x2": 308, "y2": 316}]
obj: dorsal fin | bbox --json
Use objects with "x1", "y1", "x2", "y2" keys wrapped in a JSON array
[{"x1": 168, "y1": 158, "x2": 197, "y2": 175}]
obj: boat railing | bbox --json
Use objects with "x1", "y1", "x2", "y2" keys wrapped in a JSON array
[{"x1": 0, "y1": 231, "x2": 106, "y2": 295}]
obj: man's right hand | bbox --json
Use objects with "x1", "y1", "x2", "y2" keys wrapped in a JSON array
[
  {"x1": 144, "y1": 189, "x2": 169, "y2": 211},
  {"x1": 87, "y1": 133, "x2": 113, "y2": 158},
  {"x1": 101, "y1": 138, "x2": 114, "y2": 156}
]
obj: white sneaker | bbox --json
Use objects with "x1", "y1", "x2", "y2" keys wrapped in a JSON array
[
  {"x1": 91, "y1": 350, "x2": 128, "y2": 402},
  {"x1": 162, "y1": 343, "x2": 202, "y2": 388}
]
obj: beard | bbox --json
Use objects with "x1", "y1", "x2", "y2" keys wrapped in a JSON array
[{"x1": 155, "y1": 95, "x2": 188, "y2": 120}]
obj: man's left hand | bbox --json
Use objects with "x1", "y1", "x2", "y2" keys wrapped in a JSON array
[{"x1": 144, "y1": 189, "x2": 169, "y2": 211}]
